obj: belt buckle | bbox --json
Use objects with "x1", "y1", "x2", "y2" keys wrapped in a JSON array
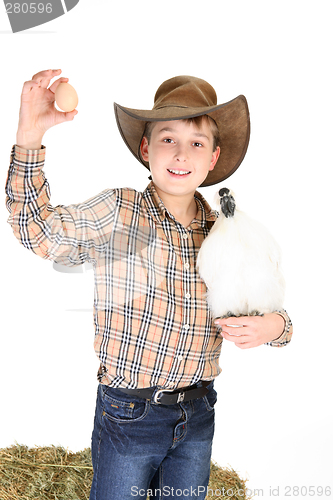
[
  {"x1": 176, "y1": 391, "x2": 185, "y2": 403},
  {"x1": 153, "y1": 387, "x2": 176, "y2": 404},
  {"x1": 153, "y1": 387, "x2": 186, "y2": 404}
]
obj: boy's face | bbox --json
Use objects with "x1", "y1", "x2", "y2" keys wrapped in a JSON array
[{"x1": 140, "y1": 119, "x2": 220, "y2": 199}]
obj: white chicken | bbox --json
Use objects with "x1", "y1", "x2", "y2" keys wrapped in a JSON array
[{"x1": 197, "y1": 188, "x2": 285, "y2": 319}]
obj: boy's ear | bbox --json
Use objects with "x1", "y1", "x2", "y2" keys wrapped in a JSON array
[
  {"x1": 140, "y1": 137, "x2": 149, "y2": 161},
  {"x1": 209, "y1": 146, "x2": 220, "y2": 171}
]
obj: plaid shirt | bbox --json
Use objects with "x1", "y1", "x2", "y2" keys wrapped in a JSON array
[{"x1": 6, "y1": 145, "x2": 293, "y2": 390}]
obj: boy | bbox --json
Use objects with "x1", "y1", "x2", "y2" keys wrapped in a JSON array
[{"x1": 6, "y1": 70, "x2": 292, "y2": 500}]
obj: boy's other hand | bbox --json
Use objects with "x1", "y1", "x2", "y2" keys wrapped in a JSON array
[
  {"x1": 16, "y1": 69, "x2": 78, "y2": 149},
  {"x1": 214, "y1": 313, "x2": 285, "y2": 349}
]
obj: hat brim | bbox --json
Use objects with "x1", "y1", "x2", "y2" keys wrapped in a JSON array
[{"x1": 114, "y1": 95, "x2": 250, "y2": 187}]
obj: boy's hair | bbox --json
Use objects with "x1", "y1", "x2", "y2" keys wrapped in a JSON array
[{"x1": 143, "y1": 115, "x2": 220, "y2": 151}]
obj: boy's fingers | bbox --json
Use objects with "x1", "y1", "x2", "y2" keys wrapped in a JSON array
[
  {"x1": 31, "y1": 69, "x2": 62, "y2": 88},
  {"x1": 21, "y1": 74, "x2": 69, "y2": 101},
  {"x1": 215, "y1": 317, "x2": 246, "y2": 328},
  {"x1": 55, "y1": 109, "x2": 78, "y2": 124},
  {"x1": 222, "y1": 327, "x2": 244, "y2": 337},
  {"x1": 21, "y1": 80, "x2": 39, "y2": 95},
  {"x1": 221, "y1": 331, "x2": 253, "y2": 349},
  {"x1": 64, "y1": 109, "x2": 78, "y2": 120},
  {"x1": 49, "y1": 77, "x2": 69, "y2": 94}
]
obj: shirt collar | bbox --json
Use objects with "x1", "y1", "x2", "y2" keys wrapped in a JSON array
[
  {"x1": 142, "y1": 181, "x2": 217, "y2": 228},
  {"x1": 193, "y1": 191, "x2": 218, "y2": 228}
]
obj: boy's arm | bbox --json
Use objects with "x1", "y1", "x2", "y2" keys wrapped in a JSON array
[
  {"x1": 214, "y1": 310, "x2": 293, "y2": 349},
  {"x1": 6, "y1": 145, "x2": 116, "y2": 266},
  {"x1": 6, "y1": 70, "x2": 114, "y2": 266}
]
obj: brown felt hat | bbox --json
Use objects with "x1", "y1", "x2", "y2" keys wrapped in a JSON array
[{"x1": 114, "y1": 76, "x2": 250, "y2": 187}]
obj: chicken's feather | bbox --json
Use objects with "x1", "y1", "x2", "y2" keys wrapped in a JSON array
[{"x1": 197, "y1": 191, "x2": 285, "y2": 318}]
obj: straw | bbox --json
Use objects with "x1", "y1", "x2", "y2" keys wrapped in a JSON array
[{"x1": 0, "y1": 444, "x2": 251, "y2": 499}]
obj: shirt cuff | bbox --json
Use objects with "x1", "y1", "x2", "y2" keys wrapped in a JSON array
[
  {"x1": 13, "y1": 144, "x2": 46, "y2": 165},
  {"x1": 266, "y1": 309, "x2": 293, "y2": 347}
]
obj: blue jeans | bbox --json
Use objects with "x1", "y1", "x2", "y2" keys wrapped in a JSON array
[{"x1": 89, "y1": 382, "x2": 217, "y2": 500}]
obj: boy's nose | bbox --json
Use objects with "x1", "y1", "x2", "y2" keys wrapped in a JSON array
[{"x1": 174, "y1": 145, "x2": 188, "y2": 162}]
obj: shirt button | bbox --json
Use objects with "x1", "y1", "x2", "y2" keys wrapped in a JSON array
[
  {"x1": 182, "y1": 233, "x2": 188, "y2": 239},
  {"x1": 184, "y1": 324, "x2": 190, "y2": 330},
  {"x1": 185, "y1": 293, "x2": 191, "y2": 299},
  {"x1": 184, "y1": 262, "x2": 190, "y2": 270},
  {"x1": 178, "y1": 355, "x2": 183, "y2": 361}
]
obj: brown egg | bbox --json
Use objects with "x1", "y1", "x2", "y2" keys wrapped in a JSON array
[{"x1": 55, "y1": 82, "x2": 78, "y2": 112}]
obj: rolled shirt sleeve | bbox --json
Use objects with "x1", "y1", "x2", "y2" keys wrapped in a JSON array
[
  {"x1": 265, "y1": 309, "x2": 293, "y2": 347},
  {"x1": 6, "y1": 145, "x2": 115, "y2": 267}
]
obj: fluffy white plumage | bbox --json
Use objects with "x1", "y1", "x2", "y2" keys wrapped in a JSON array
[{"x1": 197, "y1": 189, "x2": 285, "y2": 319}]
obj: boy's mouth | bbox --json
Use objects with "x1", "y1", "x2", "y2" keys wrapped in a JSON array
[{"x1": 167, "y1": 169, "x2": 191, "y2": 177}]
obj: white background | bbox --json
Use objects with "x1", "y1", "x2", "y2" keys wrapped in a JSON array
[{"x1": 1, "y1": 1, "x2": 332, "y2": 498}]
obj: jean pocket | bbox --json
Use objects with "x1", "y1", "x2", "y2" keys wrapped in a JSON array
[
  {"x1": 102, "y1": 387, "x2": 150, "y2": 423},
  {"x1": 203, "y1": 384, "x2": 217, "y2": 412}
]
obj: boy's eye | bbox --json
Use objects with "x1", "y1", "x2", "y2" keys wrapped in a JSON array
[
  {"x1": 193, "y1": 142, "x2": 203, "y2": 147},
  {"x1": 163, "y1": 138, "x2": 174, "y2": 143}
]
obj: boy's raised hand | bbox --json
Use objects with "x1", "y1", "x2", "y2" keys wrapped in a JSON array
[{"x1": 16, "y1": 69, "x2": 78, "y2": 149}]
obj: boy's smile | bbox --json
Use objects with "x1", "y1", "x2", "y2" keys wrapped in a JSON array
[
  {"x1": 167, "y1": 168, "x2": 191, "y2": 177},
  {"x1": 140, "y1": 119, "x2": 220, "y2": 204}
]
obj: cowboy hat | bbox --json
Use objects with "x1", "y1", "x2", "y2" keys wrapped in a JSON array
[{"x1": 114, "y1": 75, "x2": 250, "y2": 187}]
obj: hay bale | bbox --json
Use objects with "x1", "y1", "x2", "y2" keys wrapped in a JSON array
[
  {"x1": 0, "y1": 444, "x2": 93, "y2": 500},
  {"x1": 208, "y1": 461, "x2": 252, "y2": 499},
  {"x1": 0, "y1": 444, "x2": 251, "y2": 499}
]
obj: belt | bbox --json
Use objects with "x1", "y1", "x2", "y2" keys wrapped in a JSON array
[{"x1": 119, "y1": 380, "x2": 211, "y2": 405}]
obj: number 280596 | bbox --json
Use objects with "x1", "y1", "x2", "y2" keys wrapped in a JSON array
[{"x1": 5, "y1": 3, "x2": 53, "y2": 14}]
